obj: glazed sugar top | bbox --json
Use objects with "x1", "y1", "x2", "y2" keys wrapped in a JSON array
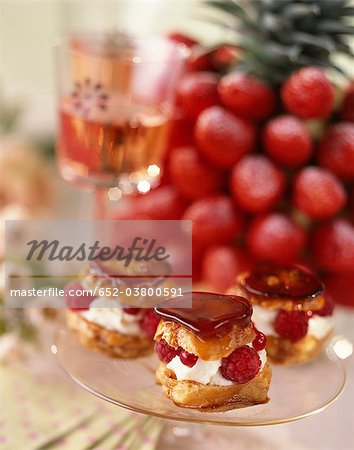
[
  {"x1": 89, "y1": 258, "x2": 170, "y2": 287},
  {"x1": 154, "y1": 292, "x2": 252, "y2": 339},
  {"x1": 242, "y1": 265, "x2": 324, "y2": 300}
]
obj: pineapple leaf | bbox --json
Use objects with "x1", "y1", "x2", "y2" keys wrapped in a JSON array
[
  {"x1": 200, "y1": 12, "x2": 239, "y2": 31},
  {"x1": 320, "y1": 0, "x2": 347, "y2": 13},
  {"x1": 206, "y1": 0, "x2": 239, "y2": 15},
  {"x1": 283, "y1": 4, "x2": 320, "y2": 20},
  {"x1": 316, "y1": 20, "x2": 354, "y2": 34},
  {"x1": 340, "y1": 6, "x2": 354, "y2": 16},
  {"x1": 206, "y1": 0, "x2": 252, "y2": 23},
  {"x1": 206, "y1": 0, "x2": 354, "y2": 84},
  {"x1": 291, "y1": 32, "x2": 336, "y2": 51}
]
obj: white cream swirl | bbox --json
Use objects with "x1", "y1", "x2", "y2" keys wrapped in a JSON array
[
  {"x1": 252, "y1": 304, "x2": 333, "y2": 340},
  {"x1": 166, "y1": 346, "x2": 267, "y2": 386},
  {"x1": 81, "y1": 297, "x2": 143, "y2": 336}
]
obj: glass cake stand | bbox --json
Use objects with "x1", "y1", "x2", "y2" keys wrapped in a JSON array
[{"x1": 54, "y1": 328, "x2": 349, "y2": 439}]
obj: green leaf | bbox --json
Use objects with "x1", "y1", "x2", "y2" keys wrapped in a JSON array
[
  {"x1": 340, "y1": 6, "x2": 354, "y2": 16},
  {"x1": 283, "y1": 4, "x2": 320, "y2": 20},
  {"x1": 203, "y1": 0, "x2": 354, "y2": 85},
  {"x1": 206, "y1": 0, "x2": 238, "y2": 15},
  {"x1": 291, "y1": 32, "x2": 336, "y2": 51},
  {"x1": 317, "y1": 20, "x2": 354, "y2": 34},
  {"x1": 198, "y1": 12, "x2": 239, "y2": 30},
  {"x1": 206, "y1": 0, "x2": 257, "y2": 27}
]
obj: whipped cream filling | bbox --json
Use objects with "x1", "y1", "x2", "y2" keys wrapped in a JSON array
[
  {"x1": 81, "y1": 297, "x2": 143, "y2": 336},
  {"x1": 251, "y1": 304, "x2": 333, "y2": 340},
  {"x1": 252, "y1": 305, "x2": 278, "y2": 335},
  {"x1": 308, "y1": 315, "x2": 333, "y2": 339},
  {"x1": 166, "y1": 346, "x2": 267, "y2": 387}
]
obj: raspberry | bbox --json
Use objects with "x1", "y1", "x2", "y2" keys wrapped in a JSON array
[
  {"x1": 231, "y1": 155, "x2": 286, "y2": 213},
  {"x1": 274, "y1": 310, "x2": 309, "y2": 343},
  {"x1": 195, "y1": 106, "x2": 256, "y2": 169},
  {"x1": 64, "y1": 281, "x2": 95, "y2": 311},
  {"x1": 179, "y1": 349, "x2": 198, "y2": 367},
  {"x1": 183, "y1": 195, "x2": 245, "y2": 247},
  {"x1": 340, "y1": 81, "x2": 354, "y2": 122},
  {"x1": 169, "y1": 146, "x2": 224, "y2": 200},
  {"x1": 252, "y1": 328, "x2": 267, "y2": 352},
  {"x1": 310, "y1": 219, "x2": 354, "y2": 272},
  {"x1": 314, "y1": 293, "x2": 334, "y2": 317},
  {"x1": 263, "y1": 115, "x2": 313, "y2": 168},
  {"x1": 247, "y1": 213, "x2": 306, "y2": 263},
  {"x1": 136, "y1": 186, "x2": 187, "y2": 220},
  {"x1": 293, "y1": 166, "x2": 347, "y2": 219},
  {"x1": 220, "y1": 346, "x2": 261, "y2": 384},
  {"x1": 177, "y1": 72, "x2": 220, "y2": 120},
  {"x1": 123, "y1": 307, "x2": 141, "y2": 315},
  {"x1": 218, "y1": 72, "x2": 276, "y2": 121},
  {"x1": 140, "y1": 309, "x2": 161, "y2": 338},
  {"x1": 154, "y1": 339, "x2": 178, "y2": 363},
  {"x1": 202, "y1": 245, "x2": 253, "y2": 293},
  {"x1": 281, "y1": 67, "x2": 334, "y2": 118},
  {"x1": 318, "y1": 122, "x2": 354, "y2": 181}
]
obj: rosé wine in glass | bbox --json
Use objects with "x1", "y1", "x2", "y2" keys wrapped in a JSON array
[
  {"x1": 58, "y1": 92, "x2": 171, "y2": 190},
  {"x1": 55, "y1": 34, "x2": 188, "y2": 197}
]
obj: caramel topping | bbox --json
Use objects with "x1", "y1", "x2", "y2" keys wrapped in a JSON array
[
  {"x1": 154, "y1": 292, "x2": 252, "y2": 340},
  {"x1": 241, "y1": 265, "x2": 323, "y2": 301},
  {"x1": 154, "y1": 320, "x2": 255, "y2": 360}
]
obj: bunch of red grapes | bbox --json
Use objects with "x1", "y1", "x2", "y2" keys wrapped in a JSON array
[{"x1": 117, "y1": 34, "x2": 354, "y2": 308}]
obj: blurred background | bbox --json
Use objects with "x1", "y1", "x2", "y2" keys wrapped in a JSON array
[
  {"x1": 0, "y1": 0, "x2": 220, "y2": 219},
  {"x1": 0, "y1": 0, "x2": 216, "y2": 138},
  {"x1": 0, "y1": 1, "x2": 353, "y2": 449}
]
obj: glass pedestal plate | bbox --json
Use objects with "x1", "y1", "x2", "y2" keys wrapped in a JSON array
[{"x1": 54, "y1": 328, "x2": 348, "y2": 446}]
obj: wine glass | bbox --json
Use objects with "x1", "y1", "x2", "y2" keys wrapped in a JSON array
[{"x1": 55, "y1": 33, "x2": 189, "y2": 218}]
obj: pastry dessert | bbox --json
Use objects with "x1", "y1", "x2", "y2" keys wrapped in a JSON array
[
  {"x1": 235, "y1": 265, "x2": 334, "y2": 365},
  {"x1": 65, "y1": 259, "x2": 167, "y2": 358},
  {"x1": 65, "y1": 290, "x2": 157, "y2": 358},
  {"x1": 153, "y1": 292, "x2": 271, "y2": 411}
]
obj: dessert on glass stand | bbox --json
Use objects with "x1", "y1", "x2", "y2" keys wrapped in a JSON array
[
  {"x1": 153, "y1": 292, "x2": 271, "y2": 411},
  {"x1": 65, "y1": 259, "x2": 170, "y2": 358},
  {"x1": 234, "y1": 265, "x2": 334, "y2": 365},
  {"x1": 65, "y1": 290, "x2": 156, "y2": 358}
]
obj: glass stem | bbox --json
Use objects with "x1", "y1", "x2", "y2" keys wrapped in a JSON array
[{"x1": 158, "y1": 422, "x2": 206, "y2": 447}]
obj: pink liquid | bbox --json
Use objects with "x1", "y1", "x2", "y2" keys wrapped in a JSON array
[{"x1": 57, "y1": 93, "x2": 171, "y2": 189}]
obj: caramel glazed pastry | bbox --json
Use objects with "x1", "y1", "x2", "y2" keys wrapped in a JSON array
[
  {"x1": 233, "y1": 265, "x2": 334, "y2": 365},
  {"x1": 153, "y1": 292, "x2": 271, "y2": 412},
  {"x1": 65, "y1": 260, "x2": 166, "y2": 359}
]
